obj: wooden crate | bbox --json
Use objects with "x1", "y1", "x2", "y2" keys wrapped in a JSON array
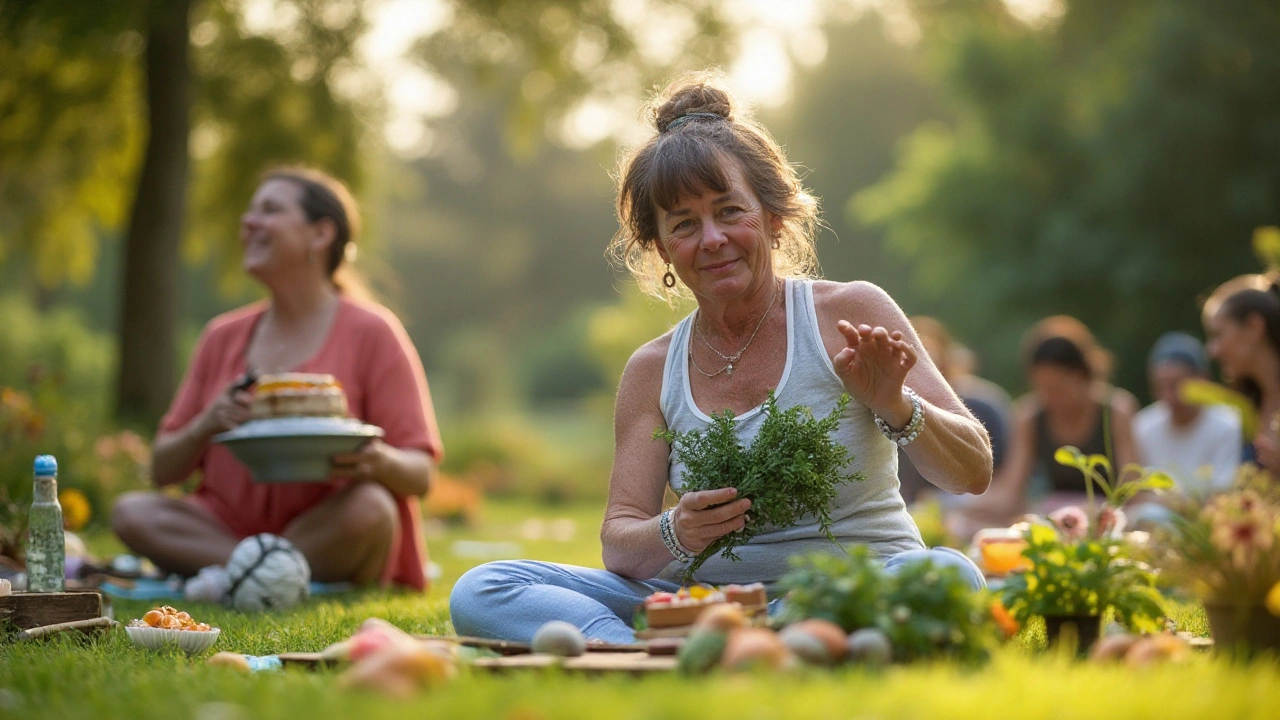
[{"x1": 0, "y1": 590, "x2": 103, "y2": 631}]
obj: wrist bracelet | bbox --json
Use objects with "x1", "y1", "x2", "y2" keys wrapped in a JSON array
[
  {"x1": 659, "y1": 509, "x2": 693, "y2": 562},
  {"x1": 874, "y1": 388, "x2": 925, "y2": 447}
]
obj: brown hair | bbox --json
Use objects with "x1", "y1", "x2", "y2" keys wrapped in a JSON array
[
  {"x1": 1020, "y1": 315, "x2": 1112, "y2": 381},
  {"x1": 1204, "y1": 273, "x2": 1280, "y2": 407},
  {"x1": 263, "y1": 167, "x2": 372, "y2": 302},
  {"x1": 610, "y1": 71, "x2": 820, "y2": 301}
]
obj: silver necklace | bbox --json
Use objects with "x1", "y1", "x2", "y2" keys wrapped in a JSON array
[{"x1": 690, "y1": 282, "x2": 780, "y2": 378}]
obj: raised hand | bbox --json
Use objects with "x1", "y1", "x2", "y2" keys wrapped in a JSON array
[
  {"x1": 671, "y1": 487, "x2": 752, "y2": 554},
  {"x1": 832, "y1": 321, "x2": 918, "y2": 424}
]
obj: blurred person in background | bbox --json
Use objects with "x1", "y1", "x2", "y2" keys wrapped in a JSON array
[
  {"x1": 1133, "y1": 331, "x2": 1240, "y2": 497},
  {"x1": 897, "y1": 316, "x2": 1009, "y2": 506},
  {"x1": 112, "y1": 168, "x2": 442, "y2": 591},
  {"x1": 1203, "y1": 273, "x2": 1280, "y2": 470},
  {"x1": 951, "y1": 316, "x2": 1139, "y2": 539}
]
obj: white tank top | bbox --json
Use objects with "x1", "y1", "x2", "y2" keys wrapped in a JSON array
[{"x1": 659, "y1": 278, "x2": 924, "y2": 585}]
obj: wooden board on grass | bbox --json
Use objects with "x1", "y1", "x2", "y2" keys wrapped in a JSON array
[
  {"x1": 471, "y1": 652, "x2": 677, "y2": 674},
  {"x1": 0, "y1": 590, "x2": 103, "y2": 632},
  {"x1": 278, "y1": 637, "x2": 649, "y2": 668}
]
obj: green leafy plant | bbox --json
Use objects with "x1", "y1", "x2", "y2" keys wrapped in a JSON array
[
  {"x1": 777, "y1": 546, "x2": 995, "y2": 664},
  {"x1": 1000, "y1": 523, "x2": 1165, "y2": 633},
  {"x1": 998, "y1": 447, "x2": 1169, "y2": 633},
  {"x1": 654, "y1": 393, "x2": 862, "y2": 583}
]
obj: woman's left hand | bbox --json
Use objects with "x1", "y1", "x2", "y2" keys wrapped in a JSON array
[
  {"x1": 331, "y1": 438, "x2": 393, "y2": 484},
  {"x1": 832, "y1": 321, "x2": 917, "y2": 424}
]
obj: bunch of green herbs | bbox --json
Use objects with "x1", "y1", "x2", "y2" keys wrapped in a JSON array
[{"x1": 654, "y1": 392, "x2": 861, "y2": 584}]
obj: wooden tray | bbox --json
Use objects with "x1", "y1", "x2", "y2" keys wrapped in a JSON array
[
  {"x1": 0, "y1": 590, "x2": 103, "y2": 632},
  {"x1": 277, "y1": 635, "x2": 647, "y2": 668}
]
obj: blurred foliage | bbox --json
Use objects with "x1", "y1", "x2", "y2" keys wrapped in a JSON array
[
  {"x1": 857, "y1": 0, "x2": 1280, "y2": 395},
  {"x1": 422, "y1": 0, "x2": 730, "y2": 156},
  {"x1": 0, "y1": 293, "x2": 149, "y2": 559}
]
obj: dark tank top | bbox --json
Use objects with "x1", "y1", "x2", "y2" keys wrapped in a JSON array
[{"x1": 1033, "y1": 402, "x2": 1113, "y2": 493}]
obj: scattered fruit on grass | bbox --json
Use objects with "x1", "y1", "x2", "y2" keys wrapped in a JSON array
[
  {"x1": 990, "y1": 600, "x2": 1020, "y2": 639},
  {"x1": 339, "y1": 644, "x2": 456, "y2": 698},
  {"x1": 677, "y1": 629, "x2": 728, "y2": 676},
  {"x1": 785, "y1": 619, "x2": 847, "y2": 662},
  {"x1": 846, "y1": 628, "x2": 892, "y2": 666},
  {"x1": 206, "y1": 652, "x2": 251, "y2": 672},
  {"x1": 1089, "y1": 633, "x2": 1138, "y2": 662},
  {"x1": 1124, "y1": 634, "x2": 1189, "y2": 668},
  {"x1": 779, "y1": 627, "x2": 831, "y2": 666},
  {"x1": 721, "y1": 628, "x2": 792, "y2": 671},
  {"x1": 347, "y1": 618, "x2": 418, "y2": 661},
  {"x1": 531, "y1": 621, "x2": 587, "y2": 657},
  {"x1": 694, "y1": 603, "x2": 746, "y2": 633}
]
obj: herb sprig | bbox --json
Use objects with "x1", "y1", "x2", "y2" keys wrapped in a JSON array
[{"x1": 654, "y1": 392, "x2": 863, "y2": 584}]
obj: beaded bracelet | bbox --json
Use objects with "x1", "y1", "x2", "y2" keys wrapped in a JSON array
[
  {"x1": 659, "y1": 509, "x2": 693, "y2": 563},
  {"x1": 873, "y1": 388, "x2": 925, "y2": 447}
]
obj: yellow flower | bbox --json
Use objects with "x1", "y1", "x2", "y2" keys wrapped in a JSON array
[
  {"x1": 1268, "y1": 581, "x2": 1280, "y2": 618},
  {"x1": 59, "y1": 489, "x2": 92, "y2": 531}
]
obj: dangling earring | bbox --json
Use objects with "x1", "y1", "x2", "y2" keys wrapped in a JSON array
[
  {"x1": 771, "y1": 235, "x2": 780, "y2": 250},
  {"x1": 662, "y1": 264, "x2": 677, "y2": 288}
]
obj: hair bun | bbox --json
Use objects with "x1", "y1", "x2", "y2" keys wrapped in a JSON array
[{"x1": 653, "y1": 74, "x2": 735, "y2": 133}]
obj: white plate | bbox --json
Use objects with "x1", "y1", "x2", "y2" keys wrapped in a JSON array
[
  {"x1": 213, "y1": 417, "x2": 384, "y2": 483},
  {"x1": 125, "y1": 626, "x2": 221, "y2": 655}
]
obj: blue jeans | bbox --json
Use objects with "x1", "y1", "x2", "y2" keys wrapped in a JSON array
[{"x1": 449, "y1": 546, "x2": 985, "y2": 644}]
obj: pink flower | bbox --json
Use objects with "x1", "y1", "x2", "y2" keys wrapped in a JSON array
[
  {"x1": 1049, "y1": 506, "x2": 1089, "y2": 541},
  {"x1": 1210, "y1": 510, "x2": 1275, "y2": 571},
  {"x1": 1098, "y1": 507, "x2": 1127, "y2": 538}
]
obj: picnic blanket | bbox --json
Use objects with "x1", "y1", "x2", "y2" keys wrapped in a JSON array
[{"x1": 100, "y1": 577, "x2": 353, "y2": 600}]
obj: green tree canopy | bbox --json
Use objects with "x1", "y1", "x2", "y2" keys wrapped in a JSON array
[{"x1": 857, "y1": 0, "x2": 1280, "y2": 393}]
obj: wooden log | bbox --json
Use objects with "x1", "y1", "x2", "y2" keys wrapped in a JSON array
[
  {"x1": 0, "y1": 590, "x2": 104, "y2": 631},
  {"x1": 15, "y1": 616, "x2": 117, "y2": 642}
]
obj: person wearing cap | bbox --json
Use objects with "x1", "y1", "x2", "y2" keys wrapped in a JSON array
[{"x1": 1134, "y1": 332, "x2": 1241, "y2": 495}]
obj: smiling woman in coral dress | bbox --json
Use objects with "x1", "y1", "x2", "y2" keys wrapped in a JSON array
[
  {"x1": 449, "y1": 73, "x2": 993, "y2": 644},
  {"x1": 112, "y1": 168, "x2": 442, "y2": 590}
]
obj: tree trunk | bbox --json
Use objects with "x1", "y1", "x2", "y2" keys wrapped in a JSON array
[{"x1": 115, "y1": 0, "x2": 192, "y2": 423}]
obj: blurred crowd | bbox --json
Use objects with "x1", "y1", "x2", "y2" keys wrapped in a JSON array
[{"x1": 902, "y1": 273, "x2": 1280, "y2": 543}]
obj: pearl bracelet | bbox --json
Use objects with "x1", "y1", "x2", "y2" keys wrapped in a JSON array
[
  {"x1": 659, "y1": 509, "x2": 693, "y2": 563},
  {"x1": 873, "y1": 388, "x2": 925, "y2": 447}
]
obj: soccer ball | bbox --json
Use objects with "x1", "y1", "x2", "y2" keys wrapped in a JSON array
[{"x1": 225, "y1": 534, "x2": 311, "y2": 612}]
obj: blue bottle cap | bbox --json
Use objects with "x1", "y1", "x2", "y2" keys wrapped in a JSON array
[{"x1": 34, "y1": 455, "x2": 58, "y2": 477}]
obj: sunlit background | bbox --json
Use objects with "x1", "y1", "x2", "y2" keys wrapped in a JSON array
[{"x1": 1, "y1": 0, "x2": 1275, "y2": 506}]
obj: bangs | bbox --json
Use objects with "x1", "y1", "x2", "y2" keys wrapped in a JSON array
[{"x1": 646, "y1": 135, "x2": 732, "y2": 211}]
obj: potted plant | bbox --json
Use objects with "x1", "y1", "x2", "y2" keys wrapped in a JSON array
[
  {"x1": 1159, "y1": 463, "x2": 1280, "y2": 657},
  {"x1": 1000, "y1": 447, "x2": 1170, "y2": 653}
]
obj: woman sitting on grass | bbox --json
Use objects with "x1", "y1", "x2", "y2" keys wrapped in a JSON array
[
  {"x1": 450, "y1": 73, "x2": 993, "y2": 644},
  {"x1": 112, "y1": 168, "x2": 442, "y2": 591}
]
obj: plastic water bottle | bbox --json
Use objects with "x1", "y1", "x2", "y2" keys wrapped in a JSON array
[{"x1": 27, "y1": 455, "x2": 65, "y2": 593}]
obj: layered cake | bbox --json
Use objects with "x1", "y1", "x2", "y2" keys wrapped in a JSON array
[
  {"x1": 721, "y1": 583, "x2": 768, "y2": 615},
  {"x1": 643, "y1": 586, "x2": 728, "y2": 628},
  {"x1": 250, "y1": 373, "x2": 348, "y2": 419}
]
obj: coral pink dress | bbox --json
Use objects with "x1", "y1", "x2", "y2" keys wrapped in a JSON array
[{"x1": 159, "y1": 295, "x2": 443, "y2": 590}]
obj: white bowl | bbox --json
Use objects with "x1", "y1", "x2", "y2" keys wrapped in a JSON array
[{"x1": 125, "y1": 626, "x2": 221, "y2": 655}]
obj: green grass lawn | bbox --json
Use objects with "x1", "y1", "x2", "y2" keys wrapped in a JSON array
[{"x1": 3, "y1": 497, "x2": 1278, "y2": 720}]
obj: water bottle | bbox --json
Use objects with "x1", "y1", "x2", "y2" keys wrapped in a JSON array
[{"x1": 27, "y1": 455, "x2": 65, "y2": 593}]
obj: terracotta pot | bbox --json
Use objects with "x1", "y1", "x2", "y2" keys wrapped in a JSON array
[
  {"x1": 1204, "y1": 602, "x2": 1280, "y2": 659},
  {"x1": 1043, "y1": 614, "x2": 1101, "y2": 655}
]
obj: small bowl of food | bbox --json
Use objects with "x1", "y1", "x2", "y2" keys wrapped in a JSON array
[{"x1": 125, "y1": 606, "x2": 220, "y2": 656}]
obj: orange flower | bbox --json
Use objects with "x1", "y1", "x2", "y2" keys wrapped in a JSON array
[
  {"x1": 59, "y1": 488, "x2": 92, "y2": 531},
  {"x1": 990, "y1": 599, "x2": 1020, "y2": 639}
]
